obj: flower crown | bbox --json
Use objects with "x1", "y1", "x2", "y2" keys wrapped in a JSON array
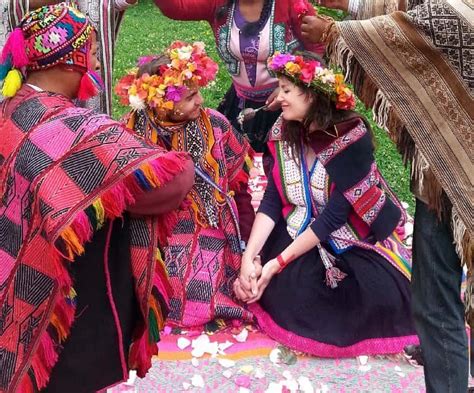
[
  {"x1": 115, "y1": 41, "x2": 218, "y2": 115},
  {"x1": 267, "y1": 52, "x2": 356, "y2": 110}
]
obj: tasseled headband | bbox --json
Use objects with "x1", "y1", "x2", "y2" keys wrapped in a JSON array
[{"x1": 0, "y1": 2, "x2": 103, "y2": 99}]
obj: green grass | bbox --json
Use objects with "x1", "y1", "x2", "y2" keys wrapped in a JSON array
[{"x1": 113, "y1": 0, "x2": 414, "y2": 212}]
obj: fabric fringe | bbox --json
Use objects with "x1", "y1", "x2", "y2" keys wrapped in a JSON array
[
  {"x1": 327, "y1": 25, "x2": 474, "y2": 323},
  {"x1": 20, "y1": 152, "x2": 187, "y2": 391},
  {"x1": 16, "y1": 373, "x2": 34, "y2": 393}
]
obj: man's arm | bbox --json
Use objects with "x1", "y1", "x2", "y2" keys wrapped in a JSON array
[{"x1": 127, "y1": 157, "x2": 194, "y2": 216}]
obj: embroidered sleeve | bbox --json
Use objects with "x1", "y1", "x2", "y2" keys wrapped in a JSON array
[{"x1": 310, "y1": 187, "x2": 352, "y2": 241}]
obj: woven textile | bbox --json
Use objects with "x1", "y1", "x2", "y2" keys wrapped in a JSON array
[
  {"x1": 128, "y1": 108, "x2": 253, "y2": 328},
  {"x1": 19, "y1": 3, "x2": 93, "y2": 71},
  {"x1": 0, "y1": 86, "x2": 187, "y2": 392},
  {"x1": 326, "y1": 0, "x2": 473, "y2": 282}
]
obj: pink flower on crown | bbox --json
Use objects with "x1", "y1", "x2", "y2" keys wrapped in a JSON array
[
  {"x1": 165, "y1": 85, "x2": 186, "y2": 102},
  {"x1": 300, "y1": 61, "x2": 318, "y2": 84},
  {"x1": 268, "y1": 53, "x2": 296, "y2": 71}
]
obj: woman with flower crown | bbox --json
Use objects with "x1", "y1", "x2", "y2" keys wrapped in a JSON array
[
  {"x1": 116, "y1": 41, "x2": 255, "y2": 329},
  {"x1": 233, "y1": 52, "x2": 418, "y2": 357},
  {"x1": 153, "y1": 0, "x2": 323, "y2": 153}
]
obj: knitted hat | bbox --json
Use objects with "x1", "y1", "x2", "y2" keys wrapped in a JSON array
[{"x1": 0, "y1": 2, "x2": 102, "y2": 98}]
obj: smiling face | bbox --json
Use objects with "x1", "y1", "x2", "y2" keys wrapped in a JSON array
[
  {"x1": 276, "y1": 77, "x2": 313, "y2": 123},
  {"x1": 167, "y1": 87, "x2": 204, "y2": 123}
]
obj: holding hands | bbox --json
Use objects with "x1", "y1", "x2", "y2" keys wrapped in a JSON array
[{"x1": 234, "y1": 254, "x2": 280, "y2": 304}]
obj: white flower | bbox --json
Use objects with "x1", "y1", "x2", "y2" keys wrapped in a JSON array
[
  {"x1": 319, "y1": 69, "x2": 336, "y2": 84},
  {"x1": 314, "y1": 66, "x2": 324, "y2": 76},
  {"x1": 129, "y1": 95, "x2": 146, "y2": 111},
  {"x1": 177, "y1": 45, "x2": 193, "y2": 61}
]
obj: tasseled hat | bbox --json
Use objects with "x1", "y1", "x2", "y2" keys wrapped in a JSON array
[{"x1": 0, "y1": 2, "x2": 103, "y2": 99}]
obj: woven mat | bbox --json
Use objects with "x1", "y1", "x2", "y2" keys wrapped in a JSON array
[{"x1": 110, "y1": 328, "x2": 426, "y2": 393}]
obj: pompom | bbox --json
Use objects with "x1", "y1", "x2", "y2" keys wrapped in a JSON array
[
  {"x1": 2, "y1": 28, "x2": 28, "y2": 68},
  {"x1": 2, "y1": 69, "x2": 23, "y2": 97},
  {"x1": 0, "y1": 56, "x2": 12, "y2": 81},
  {"x1": 77, "y1": 71, "x2": 103, "y2": 100}
]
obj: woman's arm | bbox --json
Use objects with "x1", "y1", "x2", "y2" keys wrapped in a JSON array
[
  {"x1": 247, "y1": 187, "x2": 351, "y2": 302},
  {"x1": 154, "y1": 0, "x2": 218, "y2": 22}
]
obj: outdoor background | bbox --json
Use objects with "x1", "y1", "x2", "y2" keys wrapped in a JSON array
[{"x1": 113, "y1": 0, "x2": 414, "y2": 212}]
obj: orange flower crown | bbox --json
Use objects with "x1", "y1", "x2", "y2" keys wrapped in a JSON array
[
  {"x1": 115, "y1": 41, "x2": 218, "y2": 116},
  {"x1": 268, "y1": 52, "x2": 356, "y2": 110}
]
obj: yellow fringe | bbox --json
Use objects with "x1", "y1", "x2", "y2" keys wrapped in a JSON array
[
  {"x1": 141, "y1": 163, "x2": 161, "y2": 188},
  {"x1": 92, "y1": 200, "x2": 105, "y2": 229},
  {"x1": 2, "y1": 69, "x2": 22, "y2": 97},
  {"x1": 68, "y1": 287, "x2": 77, "y2": 300}
]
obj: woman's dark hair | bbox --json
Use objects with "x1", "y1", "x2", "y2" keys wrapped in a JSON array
[
  {"x1": 280, "y1": 54, "x2": 373, "y2": 162},
  {"x1": 216, "y1": 0, "x2": 272, "y2": 37},
  {"x1": 137, "y1": 55, "x2": 170, "y2": 78}
]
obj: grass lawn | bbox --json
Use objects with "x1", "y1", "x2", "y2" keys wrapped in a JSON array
[{"x1": 113, "y1": 0, "x2": 414, "y2": 212}]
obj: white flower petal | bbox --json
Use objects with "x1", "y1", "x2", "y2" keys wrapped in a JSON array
[
  {"x1": 297, "y1": 376, "x2": 314, "y2": 393},
  {"x1": 191, "y1": 374, "x2": 205, "y2": 388},
  {"x1": 177, "y1": 337, "x2": 191, "y2": 350},
  {"x1": 233, "y1": 328, "x2": 249, "y2": 343},
  {"x1": 218, "y1": 358, "x2": 236, "y2": 368}
]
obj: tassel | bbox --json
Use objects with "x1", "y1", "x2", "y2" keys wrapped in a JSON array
[
  {"x1": 325, "y1": 266, "x2": 348, "y2": 289},
  {"x1": 317, "y1": 244, "x2": 347, "y2": 289},
  {"x1": 148, "y1": 308, "x2": 160, "y2": 343},
  {"x1": 92, "y1": 199, "x2": 106, "y2": 229},
  {"x1": 1, "y1": 28, "x2": 28, "y2": 68},
  {"x1": 2, "y1": 69, "x2": 23, "y2": 97},
  {"x1": 0, "y1": 56, "x2": 12, "y2": 81},
  {"x1": 77, "y1": 71, "x2": 103, "y2": 101}
]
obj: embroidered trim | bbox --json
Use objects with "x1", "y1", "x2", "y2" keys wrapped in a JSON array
[{"x1": 318, "y1": 123, "x2": 366, "y2": 166}]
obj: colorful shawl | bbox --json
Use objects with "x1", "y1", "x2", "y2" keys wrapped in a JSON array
[
  {"x1": 126, "y1": 108, "x2": 254, "y2": 327},
  {"x1": 268, "y1": 116, "x2": 411, "y2": 280},
  {"x1": 0, "y1": 86, "x2": 188, "y2": 392},
  {"x1": 325, "y1": 0, "x2": 473, "y2": 290}
]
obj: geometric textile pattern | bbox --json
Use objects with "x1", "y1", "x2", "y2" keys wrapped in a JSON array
[
  {"x1": 0, "y1": 216, "x2": 22, "y2": 258},
  {"x1": 60, "y1": 149, "x2": 108, "y2": 194},
  {"x1": 14, "y1": 139, "x2": 54, "y2": 182},
  {"x1": 11, "y1": 98, "x2": 47, "y2": 133},
  {"x1": 0, "y1": 88, "x2": 176, "y2": 391},
  {"x1": 161, "y1": 110, "x2": 253, "y2": 328},
  {"x1": 408, "y1": 0, "x2": 474, "y2": 90},
  {"x1": 14, "y1": 265, "x2": 54, "y2": 307},
  {"x1": 0, "y1": 349, "x2": 17, "y2": 390}
]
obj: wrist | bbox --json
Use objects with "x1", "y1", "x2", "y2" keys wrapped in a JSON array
[{"x1": 269, "y1": 259, "x2": 281, "y2": 275}]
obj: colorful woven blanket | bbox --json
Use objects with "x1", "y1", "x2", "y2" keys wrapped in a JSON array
[{"x1": 0, "y1": 86, "x2": 187, "y2": 392}]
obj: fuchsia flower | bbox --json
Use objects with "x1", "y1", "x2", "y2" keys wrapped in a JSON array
[
  {"x1": 268, "y1": 53, "x2": 296, "y2": 71},
  {"x1": 165, "y1": 85, "x2": 186, "y2": 102},
  {"x1": 300, "y1": 61, "x2": 318, "y2": 83}
]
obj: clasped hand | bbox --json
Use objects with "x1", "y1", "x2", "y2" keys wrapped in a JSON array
[{"x1": 233, "y1": 254, "x2": 280, "y2": 304}]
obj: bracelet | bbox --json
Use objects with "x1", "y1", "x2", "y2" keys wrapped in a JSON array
[
  {"x1": 320, "y1": 17, "x2": 336, "y2": 44},
  {"x1": 276, "y1": 254, "x2": 287, "y2": 273}
]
